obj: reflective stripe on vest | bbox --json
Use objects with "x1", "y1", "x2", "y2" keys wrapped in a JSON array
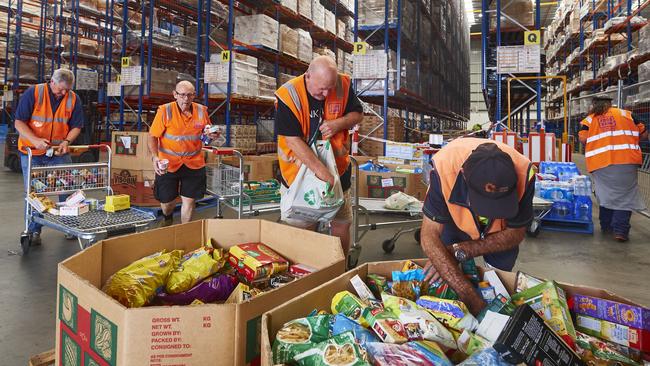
[
  {"x1": 585, "y1": 143, "x2": 641, "y2": 158},
  {"x1": 31, "y1": 115, "x2": 68, "y2": 124},
  {"x1": 159, "y1": 146, "x2": 202, "y2": 157},
  {"x1": 281, "y1": 82, "x2": 303, "y2": 112},
  {"x1": 586, "y1": 129, "x2": 639, "y2": 144},
  {"x1": 37, "y1": 84, "x2": 45, "y2": 105},
  {"x1": 163, "y1": 133, "x2": 201, "y2": 141},
  {"x1": 166, "y1": 104, "x2": 173, "y2": 121}
]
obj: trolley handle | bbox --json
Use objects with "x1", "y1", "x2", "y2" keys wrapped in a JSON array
[{"x1": 203, "y1": 147, "x2": 237, "y2": 156}]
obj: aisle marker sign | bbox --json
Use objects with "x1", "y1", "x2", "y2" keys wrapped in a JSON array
[
  {"x1": 221, "y1": 50, "x2": 231, "y2": 63},
  {"x1": 524, "y1": 30, "x2": 541, "y2": 45},
  {"x1": 3, "y1": 85, "x2": 8, "y2": 91},
  {"x1": 353, "y1": 42, "x2": 368, "y2": 55},
  {"x1": 496, "y1": 45, "x2": 540, "y2": 74},
  {"x1": 121, "y1": 57, "x2": 130, "y2": 67}
]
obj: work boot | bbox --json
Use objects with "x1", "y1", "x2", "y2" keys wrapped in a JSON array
[
  {"x1": 31, "y1": 232, "x2": 42, "y2": 246},
  {"x1": 614, "y1": 234, "x2": 629, "y2": 242},
  {"x1": 161, "y1": 214, "x2": 173, "y2": 227}
]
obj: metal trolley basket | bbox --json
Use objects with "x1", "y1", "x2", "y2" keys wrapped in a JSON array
[{"x1": 21, "y1": 145, "x2": 156, "y2": 254}]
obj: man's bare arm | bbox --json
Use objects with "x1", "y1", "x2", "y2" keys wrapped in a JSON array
[{"x1": 456, "y1": 226, "x2": 526, "y2": 259}]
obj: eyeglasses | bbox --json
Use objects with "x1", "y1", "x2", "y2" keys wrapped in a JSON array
[{"x1": 174, "y1": 91, "x2": 195, "y2": 99}]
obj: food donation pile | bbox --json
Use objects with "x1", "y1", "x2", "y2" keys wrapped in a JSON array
[
  {"x1": 271, "y1": 260, "x2": 650, "y2": 366},
  {"x1": 102, "y1": 242, "x2": 315, "y2": 308}
]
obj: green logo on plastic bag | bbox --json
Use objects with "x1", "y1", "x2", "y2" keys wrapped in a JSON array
[{"x1": 304, "y1": 190, "x2": 317, "y2": 206}]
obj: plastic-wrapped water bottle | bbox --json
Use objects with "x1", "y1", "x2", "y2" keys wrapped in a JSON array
[{"x1": 574, "y1": 196, "x2": 592, "y2": 221}]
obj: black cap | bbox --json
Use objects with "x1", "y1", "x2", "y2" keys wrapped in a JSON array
[{"x1": 462, "y1": 143, "x2": 519, "y2": 219}]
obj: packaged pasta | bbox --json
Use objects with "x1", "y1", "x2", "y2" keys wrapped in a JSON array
[
  {"x1": 391, "y1": 269, "x2": 425, "y2": 301},
  {"x1": 272, "y1": 315, "x2": 333, "y2": 364},
  {"x1": 362, "y1": 308, "x2": 408, "y2": 344},
  {"x1": 103, "y1": 250, "x2": 183, "y2": 308},
  {"x1": 293, "y1": 331, "x2": 368, "y2": 366},
  {"x1": 331, "y1": 314, "x2": 379, "y2": 347}
]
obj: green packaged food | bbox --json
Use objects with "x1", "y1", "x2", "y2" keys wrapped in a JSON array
[
  {"x1": 383, "y1": 293, "x2": 457, "y2": 349},
  {"x1": 331, "y1": 291, "x2": 370, "y2": 327},
  {"x1": 294, "y1": 331, "x2": 369, "y2": 366},
  {"x1": 575, "y1": 331, "x2": 641, "y2": 366},
  {"x1": 366, "y1": 274, "x2": 389, "y2": 299},
  {"x1": 362, "y1": 307, "x2": 408, "y2": 344},
  {"x1": 272, "y1": 315, "x2": 332, "y2": 364},
  {"x1": 103, "y1": 250, "x2": 183, "y2": 308}
]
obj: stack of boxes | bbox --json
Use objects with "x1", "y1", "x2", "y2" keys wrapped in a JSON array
[
  {"x1": 311, "y1": 0, "x2": 325, "y2": 30},
  {"x1": 324, "y1": 10, "x2": 336, "y2": 34},
  {"x1": 298, "y1": 0, "x2": 312, "y2": 19},
  {"x1": 235, "y1": 14, "x2": 279, "y2": 51},
  {"x1": 358, "y1": 115, "x2": 405, "y2": 157},
  {"x1": 229, "y1": 125, "x2": 258, "y2": 154},
  {"x1": 280, "y1": 25, "x2": 299, "y2": 59},
  {"x1": 297, "y1": 29, "x2": 313, "y2": 63},
  {"x1": 208, "y1": 53, "x2": 259, "y2": 98},
  {"x1": 281, "y1": 0, "x2": 298, "y2": 13}
]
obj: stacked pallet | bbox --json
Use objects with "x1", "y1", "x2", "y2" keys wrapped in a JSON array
[
  {"x1": 357, "y1": 115, "x2": 405, "y2": 157},
  {"x1": 230, "y1": 125, "x2": 258, "y2": 154}
]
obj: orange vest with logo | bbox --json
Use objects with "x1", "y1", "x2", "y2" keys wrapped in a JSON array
[
  {"x1": 580, "y1": 107, "x2": 642, "y2": 172},
  {"x1": 157, "y1": 102, "x2": 209, "y2": 173},
  {"x1": 432, "y1": 138, "x2": 532, "y2": 240},
  {"x1": 275, "y1": 74, "x2": 352, "y2": 186},
  {"x1": 18, "y1": 83, "x2": 77, "y2": 155}
]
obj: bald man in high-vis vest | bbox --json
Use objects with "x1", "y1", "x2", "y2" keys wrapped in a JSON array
[
  {"x1": 148, "y1": 81, "x2": 220, "y2": 226},
  {"x1": 275, "y1": 56, "x2": 363, "y2": 255}
]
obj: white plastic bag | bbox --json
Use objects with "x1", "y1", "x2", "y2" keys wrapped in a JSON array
[
  {"x1": 281, "y1": 140, "x2": 344, "y2": 224},
  {"x1": 384, "y1": 191, "x2": 420, "y2": 211}
]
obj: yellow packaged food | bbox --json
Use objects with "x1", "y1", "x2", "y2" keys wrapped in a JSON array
[
  {"x1": 331, "y1": 291, "x2": 370, "y2": 328},
  {"x1": 103, "y1": 250, "x2": 183, "y2": 308},
  {"x1": 165, "y1": 247, "x2": 225, "y2": 294}
]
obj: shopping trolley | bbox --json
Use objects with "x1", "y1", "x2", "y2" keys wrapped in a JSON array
[
  {"x1": 348, "y1": 156, "x2": 430, "y2": 267},
  {"x1": 20, "y1": 145, "x2": 156, "y2": 255},
  {"x1": 528, "y1": 196, "x2": 553, "y2": 237},
  {"x1": 204, "y1": 148, "x2": 282, "y2": 218}
]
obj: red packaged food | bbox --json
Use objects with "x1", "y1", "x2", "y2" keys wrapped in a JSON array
[{"x1": 228, "y1": 243, "x2": 289, "y2": 283}]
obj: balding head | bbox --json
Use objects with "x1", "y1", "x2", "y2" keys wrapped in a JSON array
[
  {"x1": 173, "y1": 80, "x2": 196, "y2": 112},
  {"x1": 305, "y1": 56, "x2": 338, "y2": 100}
]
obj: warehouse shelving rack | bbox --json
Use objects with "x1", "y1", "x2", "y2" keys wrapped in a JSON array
[
  {"x1": 480, "y1": 0, "x2": 547, "y2": 135},
  {"x1": 353, "y1": 0, "x2": 470, "y2": 154},
  {"x1": 544, "y1": 0, "x2": 650, "y2": 141}
]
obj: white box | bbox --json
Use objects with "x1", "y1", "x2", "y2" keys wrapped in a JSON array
[{"x1": 60, "y1": 203, "x2": 89, "y2": 216}]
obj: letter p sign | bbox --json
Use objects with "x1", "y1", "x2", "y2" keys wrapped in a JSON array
[{"x1": 353, "y1": 42, "x2": 368, "y2": 55}]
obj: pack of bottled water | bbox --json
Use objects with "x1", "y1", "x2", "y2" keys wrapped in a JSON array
[{"x1": 535, "y1": 162, "x2": 592, "y2": 221}]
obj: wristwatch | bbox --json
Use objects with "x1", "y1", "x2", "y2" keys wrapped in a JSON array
[{"x1": 452, "y1": 243, "x2": 468, "y2": 262}]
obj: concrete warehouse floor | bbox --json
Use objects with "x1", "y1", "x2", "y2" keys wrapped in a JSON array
[{"x1": 1, "y1": 147, "x2": 650, "y2": 365}]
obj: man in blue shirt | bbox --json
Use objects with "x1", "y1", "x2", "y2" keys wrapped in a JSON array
[{"x1": 14, "y1": 68, "x2": 85, "y2": 245}]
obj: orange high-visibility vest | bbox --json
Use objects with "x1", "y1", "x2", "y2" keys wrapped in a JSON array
[
  {"x1": 18, "y1": 83, "x2": 77, "y2": 155},
  {"x1": 275, "y1": 73, "x2": 352, "y2": 186},
  {"x1": 580, "y1": 107, "x2": 642, "y2": 172},
  {"x1": 432, "y1": 138, "x2": 533, "y2": 240},
  {"x1": 156, "y1": 102, "x2": 209, "y2": 173}
]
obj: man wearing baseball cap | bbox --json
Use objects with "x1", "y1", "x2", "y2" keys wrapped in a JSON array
[{"x1": 420, "y1": 138, "x2": 535, "y2": 314}]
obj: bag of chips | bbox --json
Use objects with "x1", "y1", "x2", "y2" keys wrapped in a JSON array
[
  {"x1": 365, "y1": 341, "x2": 453, "y2": 366},
  {"x1": 156, "y1": 274, "x2": 238, "y2": 305},
  {"x1": 103, "y1": 250, "x2": 183, "y2": 308},
  {"x1": 272, "y1": 315, "x2": 332, "y2": 364},
  {"x1": 382, "y1": 293, "x2": 456, "y2": 349},
  {"x1": 331, "y1": 291, "x2": 370, "y2": 327},
  {"x1": 166, "y1": 247, "x2": 224, "y2": 294},
  {"x1": 366, "y1": 274, "x2": 390, "y2": 299},
  {"x1": 228, "y1": 243, "x2": 289, "y2": 282},
  {"x1": 331, "y1": 314, "x2": 379, "y2": 347},
  {"x1": 293, "y1": 331, "x2": 368, "y2": 366},
  {"x1": 415, "y1": 296, "x2": 478, "y2": 332},
  {"x1": 391, "y1": 269, "x2": 425, "y2": 301}
]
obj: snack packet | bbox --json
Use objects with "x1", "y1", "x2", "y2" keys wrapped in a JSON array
[
  {"x1": 293, "y1": 331, "x2": 368, "y2": 366},
  {"x1": 331, "y1": 314, "x2": 379, "y2": 347},
  {"x1": 332, "y1": 291, "x2": 370, "y2": 327},
  {"x1": 415, "y1": 296, "x2": 479, "y2": 332},
  {"x1": 383, "y1": 294, "x2": 456, "y2": 349},
  {"x1": 156, "y1": 273, "x2": 238, "y2": 305},
  {"x1": 103, "y1": 250, "x2": 182, "y2": 308},
  {"x1": 367, "y1": 274, "x2": 389, "y2": 299},
  {"x1": 228, "y1": 243, "x2": 289, "y2": 282},
  {"x1": 422, "y1": 280, "x2": 459, "y2": 300},
  {"x1": 166, "y1": 247, "x2": 224, "y2": 294},
  {"x1": 273, "y1": 315, "x2": 332, "y2": 364},
  {"x1": 362, "y1": 308, "x2": 408, "y2": 344},
  {"x1": 402, "y1": 260, "x2": 423, "y2": 271},
  {"x1": 224, "y1": 282, "x2": 262, "y2": 304},
  {"x1": 391, "y1": 269, "x2": 425, "y2": 301},
  {"x1": 365, "y1": 341, "x2": 453, "y2": 366},
  {"x1": 457, "y1": 329, "x2": 491, "y2": 355}
]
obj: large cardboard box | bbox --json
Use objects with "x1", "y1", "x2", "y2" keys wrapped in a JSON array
[
  {"x1": 56, "y1": 220, "x2": 346, "y2": 366},
  {"x1": 220, "y1": 155, "x2": 280, "y2": 182},
  {"x1": 261, "y1": 260, "x2": 649, "y2": 366},
  {"x1": 357, "y1": 163, "x2": 428, "y2": 200},
  {"x1": 111, "y1": 131, "x2": 153, "y2": 171}
]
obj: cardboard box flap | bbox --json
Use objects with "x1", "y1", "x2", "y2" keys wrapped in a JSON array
[
  {"x1": 204, "y1": 219, "x2": 261, "y2": 248},
  {"x1": 60, "y1": 242, "x2": 103, "y2": 287}
]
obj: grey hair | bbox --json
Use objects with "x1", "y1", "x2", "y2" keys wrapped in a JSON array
[{"x1": 51, "y1": 68, "x2": 75, "y2": 87}]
